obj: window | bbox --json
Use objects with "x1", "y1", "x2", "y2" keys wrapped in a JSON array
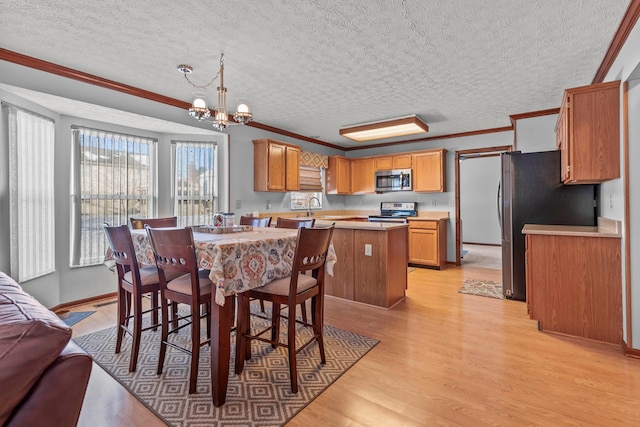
[
  {"x1": 172, "y1": 141, "x2": 217, "y2": 226},
  {"x1": 71, "y1": 127, "x2": 157, "y2": 266},
  {"x1": 6, "y1": 106, "x2": 56, "y2": 282}
]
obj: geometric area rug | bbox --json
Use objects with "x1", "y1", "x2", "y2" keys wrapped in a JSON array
[
  {"x1": 458, "y1": 278, "x2": 504, "y2": 300},
  {"x1": 74, "y1": 309, "x2": 378, "y2": 427}
]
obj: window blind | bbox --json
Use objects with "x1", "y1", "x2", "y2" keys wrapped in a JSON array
[
  {"x1": 299, "y1": 165, "x2": 323, "y2": 191},
  {"x1": 172, "y1": 141, "x2": 217, "y2": 226},
  {"x1": 7, "y1": 106, "x2": 56, "y2": 282}
]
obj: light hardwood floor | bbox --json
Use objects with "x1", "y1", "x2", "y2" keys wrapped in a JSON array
[{"x1": 70, "y1": 264, "x2": 640, "y2": 426}]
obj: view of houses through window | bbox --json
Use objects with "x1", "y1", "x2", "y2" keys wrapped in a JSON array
[
  {"x1": 172, "y1": 141, "x2": 218, "y2": 227},
  {"x1": 70, "y1": 127, "x2": 157, "y2": 266}
]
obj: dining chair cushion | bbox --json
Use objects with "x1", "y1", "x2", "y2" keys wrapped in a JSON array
[
  {"x1": 122, "y1": 267, "x2": 182, "y2": 287},
  {"x1": 252, "y1": 273, "x2": 317, "y2": 296},
  {"x1": 166, "y1": 269, "x2": 212, "y2": 296}
]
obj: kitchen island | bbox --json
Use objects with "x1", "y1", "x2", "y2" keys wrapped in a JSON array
[{"x1": 315, "y1": 220, "x2": 408, "y2": 308}]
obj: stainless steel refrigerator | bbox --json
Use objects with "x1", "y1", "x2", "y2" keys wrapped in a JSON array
[{"x1": 500, "y1": 150, "x2": 597, "y2": 301}]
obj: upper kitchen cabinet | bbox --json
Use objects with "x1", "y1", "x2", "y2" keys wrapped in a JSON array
[
  {"x1": 556, "y1": 81, "x2": 620, "y2": 184},
  {"x1": 375, "y1": 154, "x2": 412, "y2": 170},
  {"x1": 253, "y1": 139, "x2": 300, "y2": 192},
  {"x1": 326, "y1": 155, "x2": 351, "y2": 194},
  {"x1": 412, "y1": 148, "x2": 447, "y2": 192},
  {"x1": 351, "y1": 158, "x2": 376, "y2": 194}
]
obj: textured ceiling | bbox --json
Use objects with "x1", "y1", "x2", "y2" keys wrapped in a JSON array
[{"x1": 0, "y1": 0, "x2": 630, "y2": 147}]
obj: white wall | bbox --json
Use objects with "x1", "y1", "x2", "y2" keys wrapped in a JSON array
[
  {"x1": 515, "y1": 114, "x2": 559, "y2": 153},
  {"x1": 460, "y1": 156, "x2": 501, "y2": 245},
  {"x1": 601, "y1": 15, "x2": 640, "y2": 349}
]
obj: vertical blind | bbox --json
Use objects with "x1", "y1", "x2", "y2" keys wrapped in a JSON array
[
  {"x1": 7, "y1": 106, "x2": 56, "y2": 282},
  {"x1": 172, "y1": 141, "x2": 217, "y2": 227},
  {"x1": 70, "y1": 127, "x2": 156, "y2": 266}
]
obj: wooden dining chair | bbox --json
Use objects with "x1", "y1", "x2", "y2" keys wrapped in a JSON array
[
  {"x1": 275, "y1": 216, "x2": 316, "y2": 321},
  {"x1": 235, "y1": 224, "x2": 335, "y2": 393},
  {"x1": 145, "y1": 226, "x2": 213, "y2": 394},
  {"x1": 102, "y1": 224, "x2": 170, "y2": 372},
  {"x1": 239, "y1": 215, "x2": 272, "y2": 227},
  {"x1": 275, "y1": 217, "x2": 315, "y2": 229},
  {"x1": 130, "y1": 216, "x2": 178, "y2": 229}
]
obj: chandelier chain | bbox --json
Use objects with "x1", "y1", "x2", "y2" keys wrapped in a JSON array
[{"x1": 182, "y1": 70, "x2": 221, "y2": 90}]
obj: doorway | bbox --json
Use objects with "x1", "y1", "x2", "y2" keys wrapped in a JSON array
[{"x1": 454, "y1": 146, "x2": 512, "y2": 267}]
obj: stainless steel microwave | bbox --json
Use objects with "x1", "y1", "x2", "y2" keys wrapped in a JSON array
[{"x1": 374, "y1": 169, "x2": 412, "y2": 192}]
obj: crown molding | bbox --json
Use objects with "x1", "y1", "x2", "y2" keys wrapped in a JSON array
[{"x1": 592, "y1": 0, "x2": 640, "y2": 84}]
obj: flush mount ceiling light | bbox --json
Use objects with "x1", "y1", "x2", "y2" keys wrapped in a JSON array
[
  {"x1": 177, "y1": 53, "x2": 252, "y2": 131},
  {"x1": 339, "y1": 115, "x2": 429, "y2": 142}
]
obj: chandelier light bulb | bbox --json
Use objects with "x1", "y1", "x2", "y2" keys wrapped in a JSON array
[
  {"x1": 193, "y1": 97, "x2": 207, "y2": 109},
  {"x1": 237, "y1": 103, "x2": 250, "y2": 113}
]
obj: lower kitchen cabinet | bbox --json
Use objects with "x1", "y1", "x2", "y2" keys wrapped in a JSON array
[
  {"x1": 408, "y1": 219, "x2": 447, "y2": 269},
  {"x1": 524, "y1": 230, "x2": 622, "y2": 344}
]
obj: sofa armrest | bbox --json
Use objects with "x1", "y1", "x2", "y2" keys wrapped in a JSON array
[{"x1": 4, "y1": 340, "x2": 93, "y2": 427}]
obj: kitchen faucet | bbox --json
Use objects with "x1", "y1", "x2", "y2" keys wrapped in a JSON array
[{"x1": 306, "y1": 196, "x2": 321, "y2": 217}]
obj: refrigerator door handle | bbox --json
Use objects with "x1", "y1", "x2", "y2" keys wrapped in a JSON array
[{"x1": 497, "y1": 181, "x2": 502, "y2": 232}]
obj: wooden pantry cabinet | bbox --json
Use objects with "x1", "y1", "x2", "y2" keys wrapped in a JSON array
[
  {"x1": 412, "y1": 149, "x2": 446, "y2": 192},
  {"x1": 253, "y1": 139, "x2": 300, "y2": 192},
  {"x1": 556, "y1": 81, "x2": 620, "y2": 184},
  {"x1": 408, "y1": 219, "x2": 447, "y2": 269}
]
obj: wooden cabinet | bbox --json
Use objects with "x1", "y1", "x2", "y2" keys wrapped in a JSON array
[
  {"x1": 375, "y1": 154, "x2": 412, "y2": 170},
  {"x1": 412, "y1": 149, "x2": 446, "y2": 192},
  {"x1": 325, "y1": 226, "x2": 408, "y2": 308},
  {"x1": 326, "y1": 156, "x2": 351, "y2": 194},
  {"x1": 408, "y1": 220, "x2": 447, "y2": 269},
  {"x1": 351, "y1": 158, "x2": 375, "y2": 194},
  {"x1": 252, "y1": 139, "x2": 300, "y2": 192},
  {"x1": 556, "y1": 81, "x2": 620, "y2": 184},
  {"x1": 525, "y1": 232, "x2": 621, "y2": 344}
]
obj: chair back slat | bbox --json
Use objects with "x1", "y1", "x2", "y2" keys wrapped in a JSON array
[
  {"x1": 103, "y1": 224, "x2": 140, "y2": 286},
  {"x1": 240, "y1": 216, "x2": 272, "y2": 227},
  {"x1": 145, "y1": 227, "x2": 197, "y2": 276},
  {"x1": 290, "y1": 225, "x2": 335, "y2": 285},
  {"x1": 276, "y1": 217, "x2": 315, "y2": 229},
  {"x1": 130, "y1": 216, "x2": 177, "y2": 229}
]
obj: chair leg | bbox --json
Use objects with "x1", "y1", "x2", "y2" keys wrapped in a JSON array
[
  {"x1": 115, "y1": 287, "x2": 127, "y2": 354},
  {"x1": 124, "y1": 291, "x2": 132, "y2": 327},
  {"x1": 287, "y1": 305, "x2": 298, "y2": 393},
  {"x1": 271, "y1": 303, "x2": 281, "y2": 350},
  {"x1": 157, "y1": 293, "x2": 169, "y2": 376},
  {"x1": 300, "y1": 301, "x2": 308, "y2": 323},
  {"x1": 312, "y1": 295, "x2": 326, "y2": 364},
  {"x1": 259, "y1": 300, "x2": 266, "y2": 313},
  {"x1": 129, "y1": 294, "x2": 143, "y2": 372},
  {"x1": 189, "y1": 305, "x2": 200, "y2": 394},
  {"x1": 171, "y1": 301, "x2": 179, "y2": 330},
  {"x1": 205, "y1": 302, "x2": 211, "y2": 341},
  {"x1": 234, "y1": 294, "x2": 250, "y2": 374},
  {"x1": 151, "y1": 290, "x2": 159, "y2": 331}
]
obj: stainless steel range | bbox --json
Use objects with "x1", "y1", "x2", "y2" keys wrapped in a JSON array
[{"x1": 368, "y1": 202, "x2": 417, "y2": 223}]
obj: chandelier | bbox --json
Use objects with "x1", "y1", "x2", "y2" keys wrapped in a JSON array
[{"x1": 177, "y1": 54, "x2": 253, "y2": 131}]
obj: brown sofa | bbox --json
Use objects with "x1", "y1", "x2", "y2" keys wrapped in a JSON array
[{"x1": 0, "y1": 272, "x2": 92, "y2": 427}]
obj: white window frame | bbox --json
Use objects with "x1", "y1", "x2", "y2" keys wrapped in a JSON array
[
  {"x1": 171, "y1": 141, "x2": 218, "y2": 227},
  {"x1": 70, "y1": 126, "x2": 157, "y2": 266},
  {"x1": 6, "y1": 105, "x2": 56, "y2": 282}
]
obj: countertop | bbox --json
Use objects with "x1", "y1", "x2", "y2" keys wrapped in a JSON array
[
  {"x1": 522, "y1": 217, "x2": 621, "y2": 238},
  {"x1": 314, "y1": 219, "x2": 408, "y2": 230}
]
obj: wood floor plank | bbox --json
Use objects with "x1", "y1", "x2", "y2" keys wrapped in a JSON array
[{"x1": 67, "y1": 265, "x2": 640, "y2": 426}]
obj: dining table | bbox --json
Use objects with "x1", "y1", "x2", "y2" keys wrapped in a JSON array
[{"x1": 125, "y1": 225, "x2": 336, "y2": 406}]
